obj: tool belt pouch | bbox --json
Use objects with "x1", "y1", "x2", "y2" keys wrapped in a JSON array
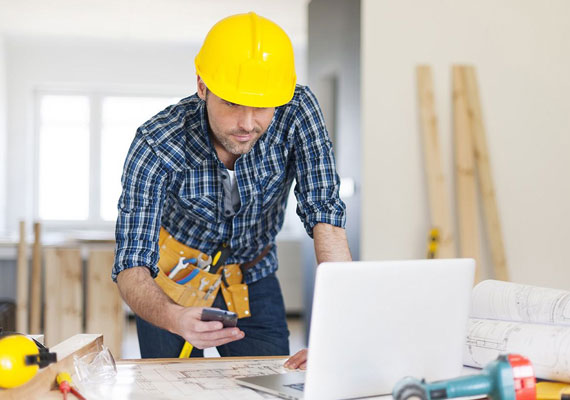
[{"x1": 154, "y1": 229, "x2": 251, "y2": 318}]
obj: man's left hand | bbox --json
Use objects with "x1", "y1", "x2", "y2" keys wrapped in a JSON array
[{"x1": 284, "y1": 348, "x2": 308, "y2": 370}]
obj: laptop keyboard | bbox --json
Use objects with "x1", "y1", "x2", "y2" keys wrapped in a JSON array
[{"x1": 284, "y1": 383, "x2": 305, "y2": 391}]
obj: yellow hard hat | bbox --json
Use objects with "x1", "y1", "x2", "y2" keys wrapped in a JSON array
[
  {"x1": 195, "y1": 12, "x2": 297, "y2": 108},
  {"x1": 0, "y1": 335, "x2": 40, "y2": 388}
]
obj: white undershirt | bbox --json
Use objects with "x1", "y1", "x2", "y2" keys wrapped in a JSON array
[{"x1": 227, "y1": 169, "x2": 236, "y2": 189}]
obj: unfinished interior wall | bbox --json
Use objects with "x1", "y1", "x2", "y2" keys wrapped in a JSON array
[{"x1": 361, "y1": 0, "x2": 570, "y2": 288}]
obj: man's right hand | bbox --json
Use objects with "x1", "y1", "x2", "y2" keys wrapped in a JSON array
[
  {"x1": 173, "y1": 307, "x2": 245, "y2": 349},
  {"x1": 116, "y1": 266, "x2": 244, "y2": 349}
]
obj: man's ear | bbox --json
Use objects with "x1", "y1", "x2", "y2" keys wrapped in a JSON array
[{"x1": 197, "y1": 76, "x2": 207, "y2": 101}]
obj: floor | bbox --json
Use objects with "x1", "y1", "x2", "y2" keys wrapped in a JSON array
[{"x1": 120, "y1": 316, "x2": 307, "y2": 359}]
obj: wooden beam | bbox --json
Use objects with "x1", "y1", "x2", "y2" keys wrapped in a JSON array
[
  {"x1": 0, "y1": 334, "x2": 103, "y2": 400},
  {"x1": 44, "y1": 248, "x2": 83, "y2": 347},
  {"x1": 453, "y1": 66, "x2": 482, "y2": 282},
  {"x1": 29, "y1": 222, "x2": 42, "y2": 335},
  {"x1": 416, "y1": 65, "x2": 456, "y2": 258},
  {"x1": 16, "y1": 221, "x2": 28, "y2": 333},
  {"x1": 463, "y1": 66, "x2": 509, "y2": 281},
  {"x1": 86, "y1": 249, "x2": 124, "y2": 358}
]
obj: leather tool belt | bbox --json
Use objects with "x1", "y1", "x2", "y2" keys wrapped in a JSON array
[{"x1": 154, "y1": 228, "x2": 269, "y2": 319}]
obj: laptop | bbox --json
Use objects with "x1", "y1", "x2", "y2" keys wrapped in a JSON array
[{"x1": 235, "y1": 259, "x2": 475, "y2": 400}]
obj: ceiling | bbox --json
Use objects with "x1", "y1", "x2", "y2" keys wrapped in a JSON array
[{"x1": 0, "y1": 0, "x2": 310, "y2": 46}]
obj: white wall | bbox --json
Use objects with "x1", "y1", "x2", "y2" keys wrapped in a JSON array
[
  {"x1": 3, "y1": 35, "x2": 307, "y2": 234},
  {"x1": 4, "y1": 37, "x2": 198, "y2": 234},
  {"x1": 361, "y1": 0, "x2": 570, "y2": 289}
]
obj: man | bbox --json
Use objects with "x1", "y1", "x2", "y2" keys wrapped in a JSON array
[{"x1": 112, "y1": 12, "x2": 351, "y2": 368}]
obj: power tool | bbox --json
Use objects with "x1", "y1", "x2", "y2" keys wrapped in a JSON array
[
  {"x1": 393, "y1": 354, "x2": 536, "y2": 400},
  {"x1": 0, "y1": 331, "x2": 57, "y2": 389}
]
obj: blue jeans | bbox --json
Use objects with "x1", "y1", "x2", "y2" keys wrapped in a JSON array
[{"x1": 136, "y1": 273, "x2": 290, "y2": 358}]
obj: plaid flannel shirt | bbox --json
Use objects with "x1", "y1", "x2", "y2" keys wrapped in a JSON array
[{"x1": 112, "y1": 85, "x2": 346, "y2": 284}]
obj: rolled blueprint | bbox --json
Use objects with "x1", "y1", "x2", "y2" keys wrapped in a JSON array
[
  {"x1": 471, "y1": 279, "x2": 570, "y2": 326},
  {"x1": 465, "y1": 280, "x2": 570, "y2": 382},
  {"x1": 464, "y1": 318, "x2": 570, "y2": 382}
]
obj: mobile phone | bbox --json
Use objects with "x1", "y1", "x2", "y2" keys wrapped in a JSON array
[{"x1": 201, "y1": 308, "x2": 238, "y2": 327}]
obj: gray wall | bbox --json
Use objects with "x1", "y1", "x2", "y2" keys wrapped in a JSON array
[
  {"x1": 308, "y1": 0, "x2": 361, "y2": 258},
  {"x1": 303, "y1": 0, "x2": 361, "y2": 338},
  {"x1": 0, "y1": 37, "x2": 6, "y2": 234}
]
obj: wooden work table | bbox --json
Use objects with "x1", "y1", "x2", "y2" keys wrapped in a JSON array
[
  {"x1": 2, "y1": 334, "x2": 466, "y2": 400},
  {"x1": 42, "y1": 356, "x2": 295, "y2": 399},
  {"x1": 1, "y1": 336, "x2": 307, "y2": 400},
  {"x1": 40, "y1": 355, "x2": 392, "y2": 400}
]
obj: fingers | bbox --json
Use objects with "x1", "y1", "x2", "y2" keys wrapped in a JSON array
[
  {"x1": 194, "y1": 326, "x2": 241, "y2": 341},
  {"x1": 284, "y1": 348, "x2": 308, "y2": 370},
  {"x1": 196, "y1": 329, "x2": 245, "y2": 349},
  {"x1": 175, "y1": 306, "x2": 247, "y2": 349},
  {"x1": 191, "y1": 328, "x2": 245, "y2": 349},
  {"x1": 194, "y1": 320, "x2": 224, "y2": 332}
]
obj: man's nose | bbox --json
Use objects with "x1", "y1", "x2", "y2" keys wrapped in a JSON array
[{"x1": 237, "y1": 107, "x2": 255, "y2": 132}]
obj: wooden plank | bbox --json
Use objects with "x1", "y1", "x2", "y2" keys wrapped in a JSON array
[
  {"x1": 0, "y1": 334, "x2": 103, "y2": 400},
  {"x1": 16, "y1": 221, "x2": 28, "y2": 333},
  {"x1": 463, "y1": 66, "x2": 509, "y2": 281},
  {"x1": 29, "y1": 222, "x2": 42, "y2": 335},
  {"x1": 119, "y1": 355, "x2": 289, "y2": 363},
  {"x1": 44, "y1": 248, "x2": 83, "y2": 347},
  {"x1": 416, "y1": 65, "x2": 456, "y2": 258},
  {"x1": 453, "y1": 66, "x2": 482, "y2": 282},
  {"x1": 86, "y1": 249, "x2": 124, "y2": 358}
]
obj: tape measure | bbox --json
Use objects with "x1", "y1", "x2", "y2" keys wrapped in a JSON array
[
  {"x1": 0, "y1": 333, "x2": 57, "y2": 388},
  {"x1": 427, "y1": 228, "x2": 440, "y2": 259}
]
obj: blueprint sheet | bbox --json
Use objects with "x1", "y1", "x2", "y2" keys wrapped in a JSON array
[
  {"x1": 470, "y1": 279, "x2": 570, "y2": 325},
  {"x1": 463, "y1": 318, "x2": 570, "y2": 381},
  {"x1": 74, "y1": 358, "x2": 289, "y2": 399}
]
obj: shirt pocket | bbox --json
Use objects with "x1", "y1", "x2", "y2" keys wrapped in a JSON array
[
  {"x1": 175, "y1": 171, "x2": 220, "y2": 224},
  {"x1": 258, "y1": 163, "x2": 288, "y2": 210},
  {"x1": 256, "y1": 144, "x2": 290, "y2": 209}
]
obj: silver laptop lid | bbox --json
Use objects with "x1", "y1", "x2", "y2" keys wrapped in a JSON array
[{"x1": 304, "y1": 259, "x2": 475, "y2": 399}]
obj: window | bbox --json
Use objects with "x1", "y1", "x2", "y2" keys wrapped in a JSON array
[
  {"x1": 36, "y1": 92, "x2": 179, "y2": 225},
  {"x1": 38, "y1": 95, "x2": 90, "y2": 220}
]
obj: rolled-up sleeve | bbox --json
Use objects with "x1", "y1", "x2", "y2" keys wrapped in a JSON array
[
  {"x1": 293, "y1": 88, "x2": 346, "y2": 237},
  {"x1": 112, "y1": 130, "x2": 168, "y2": 281}
]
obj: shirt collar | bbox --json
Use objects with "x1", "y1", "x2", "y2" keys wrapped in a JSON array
[{"x1": 182, "y1": 98, "x2": 217, "y2": 168}]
